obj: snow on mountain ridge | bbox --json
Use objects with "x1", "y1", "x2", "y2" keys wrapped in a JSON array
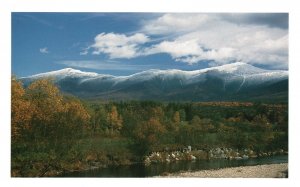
[
  {"x1": 23, "y1": 62, "x2": 288, "y2": 83},
  {"x1": 25, "y1": 68, "x2": 101, "y2": 80},
  {"x1": 19, "y1": 62, "x2": 288, "y2": 101}
]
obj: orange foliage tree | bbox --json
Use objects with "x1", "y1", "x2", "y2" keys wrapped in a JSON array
[
  {"x1": 134, "y1": 117, "x2": 166, "y2": 154},
  {"x1": 12, "y1": 78, "x2": 90, "y2": 150},
  {"x1": 11, "y1": 77, "x2": 32, "y2": 142}
]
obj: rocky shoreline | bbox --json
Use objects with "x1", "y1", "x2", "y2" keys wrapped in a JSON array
[
  {"x1": 144, "y1": 147, "x2": 287, "y2": 165},
  {"x1": 158, "y1": 163, "x2": 288, "y2": 178}
]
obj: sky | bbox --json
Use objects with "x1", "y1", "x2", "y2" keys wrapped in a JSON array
[{"x1": 12, "y1": 13, "x2": 288, "y2": 77}]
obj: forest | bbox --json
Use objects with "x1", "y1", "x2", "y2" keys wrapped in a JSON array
[{"x1": 11, "y1": 78, "x2": 288, "y2": 177}]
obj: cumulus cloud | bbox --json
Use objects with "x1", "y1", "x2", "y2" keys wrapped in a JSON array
[
  {"x1": 39, "y1": 47, "x2": 49, "y2": 54},
  {"x1": 141, "y1": 13, "x2": 288, "y2": 68},
  {"x1": 90, "y1": 32, "x2": 149, "y2": 59},
  {"x1": 145, "y1": 40, "x2": 237, "y2": 65},
  {"x1": 85, "y1": 13, "x2": 288, "y2": 69},
  {"x1": 142, "y1": 13, "x2": 211, "y2": 35}
]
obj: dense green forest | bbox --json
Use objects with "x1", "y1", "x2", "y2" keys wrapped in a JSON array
[{"x1": 11, "y1": 78, "x2": 288, "y2": 177}]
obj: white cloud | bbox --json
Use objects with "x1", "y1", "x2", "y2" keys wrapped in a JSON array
[
  {"x1": 39, "y1": 47, "x2": 49, "y2": 54},
  {"x1": 90, "y1": 32, "x2": 149, "y2": 59},
  {"x1": 79, "y1": 47, "x2": 89, "y2": 55},
  {"x1": 141, "y1": 14, "x2": 288, "y2": 68},
  {"x1": 84, "y1": 14, "x2": 288, "y2": 69},
  {"x1": 146, "y1": 40, "x2": 203, "y2": 58},
  {"x1": 145, "y1": 40, "x2": 236, "y2": 65},
  {"x1": 176, "y1": 48, "x2": 237, "y2": 65},
  {"x1": 80, "y1": 50, "x2": 88, "y2": 55},
  {"x1": 142, "y1": 13, "x2": 212, "y2": 35}
]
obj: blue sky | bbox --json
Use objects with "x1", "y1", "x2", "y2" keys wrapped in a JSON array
[{"x1": 12, "y1": 13, "x2": 288, "y2": 77}]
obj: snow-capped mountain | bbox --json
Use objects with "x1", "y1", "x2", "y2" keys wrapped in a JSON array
[{"x1": 20, "y1": 62, "x2": 288, "y2": 101}]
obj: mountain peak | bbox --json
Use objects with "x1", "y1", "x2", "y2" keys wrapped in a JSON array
[
  {"x1": 211, "y1": 62, "x2": 264, "y2": 75},
  {"x1": 26, "y1": 68, "x2": 99, "y2": 79}
]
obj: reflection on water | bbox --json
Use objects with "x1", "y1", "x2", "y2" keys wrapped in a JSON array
[{"x1": 60, "y1": 155, "x2": 288, "y2": 177}]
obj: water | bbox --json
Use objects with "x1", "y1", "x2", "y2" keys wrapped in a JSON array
[{"x1": 60, "y1": 155, "x2": 288, "y2": 177}]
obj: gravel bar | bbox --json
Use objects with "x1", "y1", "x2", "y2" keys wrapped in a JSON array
[{"x1": 158, "y1": 163, "x2": 288, "y2": 178}]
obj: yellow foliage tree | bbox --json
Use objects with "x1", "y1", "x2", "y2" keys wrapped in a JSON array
[
  {"x1": 173, "y1": 111, "x2": 180, "y2": 124},
  {"x1": 11, "y1": 77, "x2": 32, "y2": 142},
  {"x1": 24, "y1": 79, "x2": 90, "y2": 147},
  {"x1": 64, "y1": 99, "x2": 91, "y2": 131},
  {"x1": 106, "y1": 105, "x2": 123, "y2": 134},
  {"x1": 134, "y1": 117, "x2": 166, "y2": 153},
  {"x1": 25, "y1": 79, "x2": 65, "y2": 142}
]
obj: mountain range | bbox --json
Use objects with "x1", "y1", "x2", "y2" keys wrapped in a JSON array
[{"x1": 20, "y1": 62, "x2": 288, "y2": 102}]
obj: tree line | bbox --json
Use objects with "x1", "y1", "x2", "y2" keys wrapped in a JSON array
[{"x1": 11, "y1": 78, "x2": 288, "y2": 176}]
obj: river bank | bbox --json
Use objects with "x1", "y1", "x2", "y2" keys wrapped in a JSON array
[{"x1": 158, "y1": 163, "x2": 288, "y2": 178}]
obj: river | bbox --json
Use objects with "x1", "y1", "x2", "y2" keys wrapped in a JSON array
[{"x1": 60, "y1": 155, "x2": 288, "y2": 177}]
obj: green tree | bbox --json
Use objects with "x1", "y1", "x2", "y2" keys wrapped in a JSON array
[
  {"x1": 90, "y1": 105, "x2": 106, "y2": 134},
  {"x1": 190, "y1": 115, "x2": 214, "y2": 132},
  {"x1": 251, "y1": 114, "x2": 274, "y2": 152}
]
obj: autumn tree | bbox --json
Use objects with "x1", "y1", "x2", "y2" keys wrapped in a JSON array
[
  {"x1": 24, "y1": 79, "x2": 91, "y2": 150},
  {"x1": 133, "y1": 117, "x2": 166, "y2": 155},
  {"x1": 173, "y1": 111, "x2": 180, "y2": 124},
  {"x1": 12, "y1": 78, "x2": 91, "y2": 176},
  {"x1": 63, "y1": 97, "x2": 90, "y2": 133},
  {"x1": 11, "y1": 77, "x2": 32, "y2": 142},
  {"x1": 106, "y1": 105, "x2": 123, "y2": 134},
  {"x1": 25, "y1": 79, "x2": 65, "y2": 145},
  {"x1": 149, "y1": 106, "x2": 164, "y2": 122},
  {"x1": 166, "y1": 111, "x2": 180, "y2": 132}
]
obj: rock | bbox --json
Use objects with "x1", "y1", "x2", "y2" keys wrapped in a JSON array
[
  {"x1": 220, "y1": 154, "x2": 227, "y2": 159},
  {"x1": 250, "y1": 155, "x2": 257, "y2": 158},
  {"x1": 242, "y1": 155, "x2": 249, "y2": 159},
  {"x1": 235, "y1": 157, "x2": 243, "y2": 160},
  {"x1": 215, "y1": 148, "x2": 221, "y2": 154},
  {"x1": 144, "y1": 157, "x2": 151, "y2": 164}
]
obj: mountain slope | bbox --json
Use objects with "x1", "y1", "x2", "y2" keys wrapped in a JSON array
[{"x1": 20, "y1": 62, "x2": 288, "y2": 101}]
